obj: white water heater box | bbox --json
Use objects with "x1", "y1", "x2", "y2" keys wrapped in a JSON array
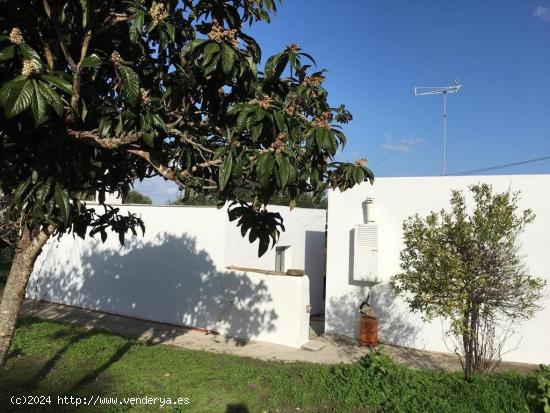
[{"x1": 353, "y1": 224, "x2": 378, "y2": 282}]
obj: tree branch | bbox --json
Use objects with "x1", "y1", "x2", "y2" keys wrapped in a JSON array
[
  {"x1": 94, "y1": 13, "x2": 130, "y2": 37},
  {"x1": 42, "y1": 0, "x2": 76, "y2": 70},
  {"x1": 70, "y1": 29, "x2": 93, "y2": 116},
  {"x1": 126, "y1": 148, "x2": 181, "y2": 187},
  {"x1": 170, "y1": 129, "x2": 214, "y2": 161},
  {"x1": 67, "y1": 129, "x2": 142, "y2": 149},
  {"x1": 41, "y1": 40, "x2": 55, "y2": 71}
]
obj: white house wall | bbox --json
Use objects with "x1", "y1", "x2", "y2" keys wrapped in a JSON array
[
  {"x1": 224, "y1": 205, "x2": 326, "y2": 314},
  {"x1": 326, "y1": 175, "x2": 550, "y2": 364},
  {"x1": 27, "y1": 204, "x2": 322, "y2": 348}
]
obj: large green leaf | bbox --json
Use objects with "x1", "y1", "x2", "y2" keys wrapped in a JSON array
[
  {"x1": 54, "y1": 183, "x2": 71, "y2": 225},
  {"x1": 165, "y1": 22, "x2": 175, "y2": 43},
  {"x1": 35, "y1": 177, "x2": 54, "y2": 211},
  {"x1": 219, "y1": 154, "x2": 233, "y2": 190},
  {"x1": 327, "y1": 130, "x2": 337, "y2": 155},
  {"x1": 141, "y1": 133, "x2": 154, "y2": 147},
  {"x1": 351, "y1": 166, "x2": 365, "y2": 185},
  {"x1": 264, "y1": 52, "x2": 288, "y2": 79},
  {"x1": 37, "y1": 80, "x2": 64, "y2": 116},
  {"x1": 19, "y1": 43, "x2": 44, "y2": 71},
  {"x1": 256, "y1": 151, "x2": 275, "y2": 187},
  {"x1": 273, "y1": 110, "x2": 285, "y2": 132},
  {"x1": 81, "y1": 97, "x2": 88, "y2": 121},
  {"x1": 236, "y1": 107, "x2": 252, "y2": 131},
  {"x1": 0, "y1": 45, "x2": 15, "y2": 61},
  {"x1": 13, "y1": 179, "x2": 31, "y2": 203},
  {"x1": 315, "y1": 128, "x2": 329, "y2": 151},
  {"x1": 183, "y1": 38, "x2": 206, "y2": 55},
  {"x1": 202, "y1": 42, "x2": 220, "y2": 67},
  {"x1": 118, "y1": 65, "x2": 140, "y2": 104},
  {"x1": 141, "y1": 109, "x2": 152, "y2": 131},
  {"x1": 254, "y1": 108, "x2": 266, "y2": 122},
  {"x1": 41, "y1": 74, "x2": 73, "y2": 95},
  {"x1": 238, "y1": 31, "x2": 261, "y2": 62},
  {"x1": 129, "y1": 12, "x2": 145, "y2": 43},
  {"x1": 81, "y1": 53, "x2": 102, "y2": 68},
  {"x1": 264, "y1": 53, "x2": 282, "y2": 78},
  {"x1": 203, "y1": 54, "x2": 220, "y2": 75},
  {"x1": 4, "y1": 79, "x2": 33, "y2": 118},
  {"x1": 0, "y1": 80, "x2": 15, "y2": 105},
  {"x1": 250, "y1": 122, "x2": 263, "y2": 141},
  {"x1": 275, "y1": 153, "x2": 290, "y2": 189},
  {"x1": 152, "y1": 113, "x2": 166, "y2": 131},
  {"x1": 272, "y1": 54, "x2": 289, "y2": 79},
  {"x1": 258, "y1": 234, "x2": 270, "y2": 257},
  {"x1": 98, "y1": 117, "x2": 112, "y2": 137},
  {"x1": 31, "y1": 80, "x2": 47, "y2": 125},
  {"x1": 221, "y1": 44, "x2": 236, "y2": 76}
]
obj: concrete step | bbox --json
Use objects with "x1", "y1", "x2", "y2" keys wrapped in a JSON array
[{"x1": 301, "y1": 340, "x2": 326, "y2": 352}]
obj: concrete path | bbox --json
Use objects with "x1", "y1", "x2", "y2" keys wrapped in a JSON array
[{"x1": 21, "y1": 300, "x2": 535, "y2": 373}]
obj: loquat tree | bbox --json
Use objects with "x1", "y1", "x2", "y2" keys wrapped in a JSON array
[{"x1": 0, "y1": 0, "x2": 373, "y2": 366}]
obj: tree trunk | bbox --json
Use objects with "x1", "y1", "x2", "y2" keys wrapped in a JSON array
[
  {"x1": 0, "y1": 226, "x2": 51, "y2": 368},
  {"x1": 463, "y1": 335, "x2": 473, "y2": 381},
  {"x1": 462, "y1": 307, "x2": 474, "y2": 381},
  {"x1": 470, "y1": 304, "x2": 480, "y2": 372}
]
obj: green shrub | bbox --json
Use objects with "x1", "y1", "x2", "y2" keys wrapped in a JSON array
[
  {"x1": 319, "y1": 350, "x2": 532, "y2": 413},
  {"x1": 122, "y1": 190, "x2": 152, "y2": 205},
  {"x1": 528, "y1": 365, "x2": 550, "y2": 413}
]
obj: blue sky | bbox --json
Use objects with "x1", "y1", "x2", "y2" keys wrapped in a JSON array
[{"x1": 136, "y1": 0, "x2": 550, "y2": 203}]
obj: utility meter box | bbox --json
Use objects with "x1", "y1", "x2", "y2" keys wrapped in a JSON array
[{"x1": 353, "y1": 224, "x2": 378, "y2": 282}]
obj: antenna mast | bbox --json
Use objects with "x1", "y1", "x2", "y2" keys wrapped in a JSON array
[{"x1": 414, "y1": 79, "x2": 462, "y2": 176}]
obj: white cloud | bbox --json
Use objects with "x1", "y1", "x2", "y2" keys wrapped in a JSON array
[
  {"x1": 533, "y1": 6, "x2": 550, "y2": 22},
  {"x1": 380, "y1": 135, "x2": 424, "y2": 153}
]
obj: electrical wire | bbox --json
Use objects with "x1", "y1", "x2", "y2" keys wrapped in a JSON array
[{"x1": 448, "y1": 154, "x2": 550, "y2": 176}]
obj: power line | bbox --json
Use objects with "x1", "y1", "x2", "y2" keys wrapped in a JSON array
[{"x1": 449, "y1": 154, "x2": 550, "y2": 176}]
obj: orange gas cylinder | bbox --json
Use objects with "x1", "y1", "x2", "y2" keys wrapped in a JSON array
[{"x1": 359, "y1": 314, "x2": 378, "y2": 347}]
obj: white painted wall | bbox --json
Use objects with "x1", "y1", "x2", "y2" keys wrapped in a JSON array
[
  {"x1": 27, "y1": 204, "x2": 321, "y2": 348},
  {"x1": 326, "y1": 175, "x2": 550, "y2": 364},
  {"x1": 224, "y1": 205, "x2": 326, "y2": 314}
]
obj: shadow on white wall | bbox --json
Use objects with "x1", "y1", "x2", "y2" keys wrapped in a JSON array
[
  {"x1": 31, "y1": 233, "x2": 278, "y2": 345},
  {"x1": 326, "y1": 283, "x2": 419, "y2": 348}
]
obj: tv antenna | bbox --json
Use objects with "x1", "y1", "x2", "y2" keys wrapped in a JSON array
[{"x1": 414, "y1": 79, "x2": 462, "y2": 176}]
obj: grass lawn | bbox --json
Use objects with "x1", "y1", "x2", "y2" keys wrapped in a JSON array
[{"x1": 0, "y1": 317, "x2": 545, "y2": 413}]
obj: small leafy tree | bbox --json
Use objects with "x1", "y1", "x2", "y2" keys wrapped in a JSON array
[
  {"x1": 393, "y1": 184, "x2": 545, "y2": 380},
  {"x1": 0, "y1": 0, "x2": 373, "y2": 367},
  {"x1": 123, "y1": 190, "x2": 152, "y2": 205}
]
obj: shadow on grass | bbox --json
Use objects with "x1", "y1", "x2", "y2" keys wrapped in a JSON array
[
  {"x1": 71, "y1": 341, "x2": 134, "y2": 389},
  {"x1": 26, "y1": 329, "x2": 97, "y2": 390},
  {"x1": 226, "y1": 403, "x2": 249, "y2": 413},
  {"x1": 5, "y1": 317, "x2": 136, "y2": 399}
]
